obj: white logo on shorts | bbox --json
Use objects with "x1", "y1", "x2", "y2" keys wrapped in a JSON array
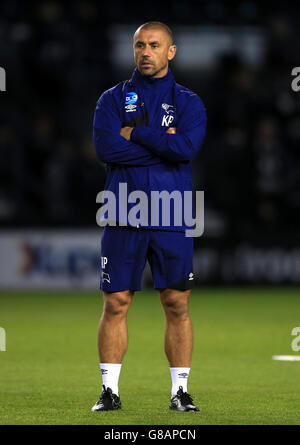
[{"x1": 102, "y1": 272, "x2": 111, "y2": 283}]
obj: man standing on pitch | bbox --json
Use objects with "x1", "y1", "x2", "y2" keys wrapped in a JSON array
[{"x1": 92, "y1": 22, "x2": 206, "y2": 412}]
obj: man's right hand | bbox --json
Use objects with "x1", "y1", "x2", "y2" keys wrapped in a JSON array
[
  {"x1": 166, "y1": 127, "x2": 176, "y2": 134},
  {"x1": 120, "y1": 126, "x2": 134, "y2": 140}
]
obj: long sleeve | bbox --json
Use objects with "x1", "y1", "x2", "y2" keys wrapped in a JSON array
[
  {"x1": 130, "y1": 95, "x2": 207, "y2": 162},
  {"x1": 93, "y1": 90, "x2": 162, "y2": 167}
]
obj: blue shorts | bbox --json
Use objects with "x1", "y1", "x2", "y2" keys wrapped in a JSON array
[{"x1": 100, "y1": 226, "x2": 194, "y2": 292}]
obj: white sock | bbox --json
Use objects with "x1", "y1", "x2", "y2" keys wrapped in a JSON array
[
  {"x1": 100, "y1": 363, "x2": 122, "y2": 396},
  {"x1": 170, "y1": 367, "x2": 190, "y2": 396}
]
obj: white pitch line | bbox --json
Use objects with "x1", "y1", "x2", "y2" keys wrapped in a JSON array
[{"x1": 272, "y1": 355, "x2": 300, "y2": 361}]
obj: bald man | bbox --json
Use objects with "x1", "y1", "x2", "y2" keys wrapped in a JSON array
[{"x1": 92, "y1": 21, "x2": 207, "y2": 412}]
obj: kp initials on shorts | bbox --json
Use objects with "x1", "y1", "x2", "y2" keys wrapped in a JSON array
[{"x1": 101, "y1": 256, "x2": 108, "y2": 269}]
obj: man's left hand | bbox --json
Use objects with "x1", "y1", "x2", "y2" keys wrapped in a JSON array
[{"x1": 120, "y1": 126, "x2": 134, "y2": 140}]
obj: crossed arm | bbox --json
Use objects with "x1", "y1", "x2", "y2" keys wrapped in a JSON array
[
  {"x1": 93, "y1": 92, "x2": 162, "y2": 167},
  {"x1": 93, "y1": 90, "x2": 206, "y2": 166},
  {"x1": 120, "y1": 126, "x2": 176, "y2": 139}
]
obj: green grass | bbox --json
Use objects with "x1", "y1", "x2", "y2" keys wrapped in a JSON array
[{"x1": 1, "y1": 288, "x2": 300, "y2": 425}]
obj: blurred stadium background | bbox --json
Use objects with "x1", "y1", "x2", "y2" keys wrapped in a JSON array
[
  {"x1": 1, "y1": 0, "x2": 300, "y2": 425},
  {"x1": 1, "y1": 0, "x2": 300, "y2": 288}
]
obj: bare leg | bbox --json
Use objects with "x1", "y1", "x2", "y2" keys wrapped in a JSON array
[
  {"x1": 98, "y1": 290, "x2": 134, "y2": 363},
  {"x1": 160, "y1": 289, "x2": 193, "y2": 367}
]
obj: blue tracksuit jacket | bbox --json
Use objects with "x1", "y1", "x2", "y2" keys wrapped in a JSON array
[{"x1": 93, "y1": 67, "x2": 207, "y2": 232}]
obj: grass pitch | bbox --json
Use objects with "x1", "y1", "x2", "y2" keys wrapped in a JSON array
[{"x1": 1, "y1": 288, "x2": 300, "y2": 425}]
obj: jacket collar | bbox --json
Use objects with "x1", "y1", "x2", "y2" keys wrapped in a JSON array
[{"x1": 130, "y1": 67, "x2": 174, "y2": 89}]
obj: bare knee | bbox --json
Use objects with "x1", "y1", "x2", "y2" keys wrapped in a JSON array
[
  {"x1": 160, "y1": 289, "x2": 191, "y2": 320},
  {"x1": 102, "y1": 290, "x2": 133, "y2": 318}
]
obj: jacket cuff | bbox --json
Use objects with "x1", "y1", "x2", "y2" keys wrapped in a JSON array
[{"x1": 130, "y1": 125, "x2": 148, "y2": 144}]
